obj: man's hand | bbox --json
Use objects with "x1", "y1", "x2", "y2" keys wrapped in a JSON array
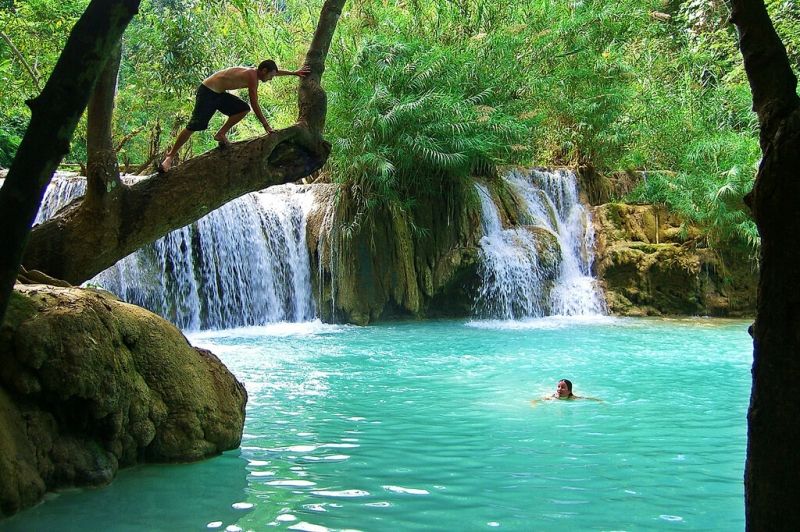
[{"x1": 295, "y1": 65, "x2": 311, "y2": 77}]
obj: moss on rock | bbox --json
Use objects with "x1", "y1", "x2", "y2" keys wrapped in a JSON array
[
  {"x1": 0, "y1": 285, "x2": 247, "y2": 517},
  {"x1": 308, "y1": 179, "x2": 485, "y2": 324},
  {"x1": 593, "y1": 203, "x2": 756, "y2": 316}
]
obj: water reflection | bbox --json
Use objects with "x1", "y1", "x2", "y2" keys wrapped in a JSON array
[{"x1": 2, "y1": 452, "x2": 250, "y2": 532}]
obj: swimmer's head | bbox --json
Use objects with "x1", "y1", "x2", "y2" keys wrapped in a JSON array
[{"x1": 556, "y1": 379, "x2": 573, "y2": 398}]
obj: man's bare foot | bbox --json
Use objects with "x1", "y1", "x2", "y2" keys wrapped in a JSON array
[
  {"x1": 214, "y1": 134, "x2": 231, "y2": 148},
  {"x1": 158, "y1": 155, "x2": 174, "y2": 173}
]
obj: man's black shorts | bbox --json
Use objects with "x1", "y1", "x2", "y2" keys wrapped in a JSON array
[{"x1": 186, "y1": 83, "x2": 250, "y2": 131}]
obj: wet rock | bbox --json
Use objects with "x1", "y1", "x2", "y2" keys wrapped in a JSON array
[
  {"x1": 0, "y1": 284, "x2": 247, "y2": 517},
  {"x1": 593, "y1": 203, "x2": 756, "y2": 316},
  {"x1": 307, "y1": 181, "x2": 484, "y2": 324}
]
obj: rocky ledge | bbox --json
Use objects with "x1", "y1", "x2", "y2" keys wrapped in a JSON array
[
  {"x1": 593, "y1": 203, "x2": 756, "y2": 316},
  {"x1": 0, "y1": 284, "x2": 247, "y2": 517}
]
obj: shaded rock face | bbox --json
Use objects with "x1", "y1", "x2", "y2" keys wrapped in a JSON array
[
  {"x1": 307, "y1": 182, "x2": 484, "y2": 325},
  {"x1": 593, "y1": 203, "x2": 757, "y2": 316},
  {"x1": 576, "y1": 165, "x2": 642, "y2": 206},
  {"x1": 0, "y1": 284, "x2": 247, "y2": 517}
]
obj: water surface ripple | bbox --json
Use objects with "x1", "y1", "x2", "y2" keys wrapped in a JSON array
[{"x1": 3, "y1": 318, "x2": 750, "y2": 531}]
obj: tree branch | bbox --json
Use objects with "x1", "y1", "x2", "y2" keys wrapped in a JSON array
[
  {"x1": 0, "y1": 0, "x2": 141, "y2": 325},
  {"x1": 0, "y1": 29, "x2": 41, "y2": 92},
  {"x1": 298, "y1": 0, "x2": 346, "y2": 133},
  {"x1": 115, "y1": 126, "x2": 144, "y2": 153},
  {"x1": 23, "y1": 126, "x2": 327, "y2": 283},
  {"x1": 86, "y1": 42, "x2": 123, "y2": 207}
]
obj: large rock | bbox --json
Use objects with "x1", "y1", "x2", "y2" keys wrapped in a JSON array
[
  {"x1": 593, "y1": 203, "x2": 756, "y2": 316},
  {"x1": 307, "y1": 182, "x2": 484, "y2": 324},
  {"x1": 0, "y1": 284, "x2": 247, "y2": 517}
]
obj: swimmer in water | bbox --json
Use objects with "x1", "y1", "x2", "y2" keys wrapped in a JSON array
[
  {"x1": 553, "y1": 378, "x2": 576, "y2": 399},
  {"x1": 531, "y1": 379, "x2": 601, "y2": 405}
]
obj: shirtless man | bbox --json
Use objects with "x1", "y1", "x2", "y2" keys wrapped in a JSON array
[{"x1": 158, "y1": 60, "x2": 309, "y2": 172}]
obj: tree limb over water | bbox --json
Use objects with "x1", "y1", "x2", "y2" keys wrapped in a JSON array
[{"x1": 0, "y1": 0, "x2": 346, "y2": 305}]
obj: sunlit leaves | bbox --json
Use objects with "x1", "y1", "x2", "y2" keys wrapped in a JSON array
[{"x1": 325, "y1": 36, "x2": 530, "y2": 224}]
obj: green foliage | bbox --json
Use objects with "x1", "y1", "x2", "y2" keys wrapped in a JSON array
[
  {"x1": 325, "y1": 36, "x2": 530, "y2": 228},
  {"x1": 0, "y1": 116, "x2": 24, "y2": 167},
  {"x1": 0, "y1": 0, "x2": 86, "y2": 164},
  {"x1": 3, "y1": 0, "x2": 799, "y2": 253},
  {"x1": 631, "y1": 130, "x2": 760, "y2": 251}
]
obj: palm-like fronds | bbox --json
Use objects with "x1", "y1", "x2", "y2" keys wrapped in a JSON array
[{"x1": 326, "y1": 36, "x2": 530, "y2": 228}]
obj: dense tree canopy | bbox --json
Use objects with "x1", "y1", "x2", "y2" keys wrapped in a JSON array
[{"x1": 2, "y1": 0, "x2": 797, "y2": 254}]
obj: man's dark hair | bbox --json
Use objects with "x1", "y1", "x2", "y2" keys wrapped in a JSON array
[
  {"x1": 258, "y1": 60, "x2": 278, "y2": 73},
  {"x1": 560, "y1": 379, "x2": 573, "y2": 393}
]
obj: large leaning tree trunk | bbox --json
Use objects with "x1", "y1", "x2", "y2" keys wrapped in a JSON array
[
  {"x1": 18, "y1": 0, "x2": 346, "y2": 287},
  {"x1": 731, "y1": 1, "x2": 800, "y2": 529},
  {"x1": 0, "y1": 0, "x2": 141, "y2": 325}
]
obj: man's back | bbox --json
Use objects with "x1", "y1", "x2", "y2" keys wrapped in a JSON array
[{"x1": 203, "y1": 67, "x2": 255, "y2": 92}]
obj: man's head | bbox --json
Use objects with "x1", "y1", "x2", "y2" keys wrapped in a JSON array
[
  {"x1": 257, "y1": 60, "x2": 278, "y2": 81},
  {"x1": 556, "y1": 379, "x2": 573, "y2": 398}
]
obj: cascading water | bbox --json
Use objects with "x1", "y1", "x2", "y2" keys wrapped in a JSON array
[
  {"x1": 474, "y1": 184, "x2": 551, "y2": 318},
  {"x1": 35, "y1": 175, "x2": 87, "y2": 224},
  {"x1": 314, "y1": 188, "x2": 339, "y2": 322},
  {"x1": 474, "y1": 168, "x2": 606, "y2": 319},
  {"x1": 36, "y1": 176, "x2": 317, "y2": 330}
]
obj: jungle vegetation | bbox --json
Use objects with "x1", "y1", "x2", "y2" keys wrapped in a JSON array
[{"x1": 1, "y1": 0, "x2": 798, "y2": 252}]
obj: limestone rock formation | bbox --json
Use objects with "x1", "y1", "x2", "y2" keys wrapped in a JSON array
[
  {"x1": 593, "y1": 203, "x2": 756, "y2": 316},
  {"x1": 307, "y1": 182, "x2": 484, "y2": 324},
  {"x1": 0, "y1": 284, "x2": 247, "y2": 517}
]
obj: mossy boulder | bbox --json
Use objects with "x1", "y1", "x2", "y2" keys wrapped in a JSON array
[
  {"x1": 307, "y1": 181, "x2": 484, "y2": 324},
  {"x1": 593, "y1": 203, "x2": 756, "y2": 316},
  {"x1": 0, "y1": 284, "x2": 247, "y2": 517}
]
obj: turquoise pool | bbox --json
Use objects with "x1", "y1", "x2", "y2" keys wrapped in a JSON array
[{"x1": 3, "y1": 317, "x2": 752, "y2": 531}]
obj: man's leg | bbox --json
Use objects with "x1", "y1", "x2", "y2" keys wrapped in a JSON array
[
  {"x1": 160, "y1": 128, "x2": 194, "y2": 172},
  {"x1": 213, "y1": 110, "x2": 248, "y2": 146}
]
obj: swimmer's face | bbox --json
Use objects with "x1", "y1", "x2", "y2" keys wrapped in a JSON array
[{"x1": 556, "y1": 380, "x2": 571, "y2": 397}]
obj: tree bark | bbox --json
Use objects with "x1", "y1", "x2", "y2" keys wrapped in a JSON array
[
  {"x1": 730, "y1": 1, "x2": 800, "y2": 529},
  {"x1": 0, "y1": 0, "x2": 141, "y2": 325},
  {"x1": 21, "y1": 0, "x2": 346, "y2": 285},
  {"x1": 85, "y1": 42, "x2": 123, "y2": 208},
  {"x1": 298, "y1": 0, "x2": 344, "y2": 132},
  {"x1": 23, "y1": 127, "x2": 328, "y2": 283}
]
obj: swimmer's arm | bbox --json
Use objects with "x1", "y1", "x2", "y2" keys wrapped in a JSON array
[{"x1": 531, "y1": 396, "x2": 555, "y2": 406}]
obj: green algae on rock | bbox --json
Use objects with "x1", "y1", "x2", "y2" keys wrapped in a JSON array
[
  {"x1": 592, "y1": 203, "x2": 756, "y2": 316},
  {"x1": 0, "y1": 284, "x2": 247, "y2": 517}
]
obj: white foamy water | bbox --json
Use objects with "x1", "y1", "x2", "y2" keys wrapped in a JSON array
[
  {"x1": 34, "y1": 175, "x2": 87, "y2": 223},
  {"x1": 474, "y1": 169, "x2": 606, "y2": 319},
  {"x1": 91, "y1": 185, "x2": 318, "y2": 330},
  {"x1": 35, "y1": 177, "x2": 320, "y2": 330}
]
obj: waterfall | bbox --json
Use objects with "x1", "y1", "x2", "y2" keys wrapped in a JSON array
[
  {"x1": 35, "y1": 175, "x2": 87, "y2": 224},
  {"x1": 475, "y1": 168, "x2": 606, "y2": 319},
  {"x1": 35, "y1": 176, "x2": 317, "y2": 330},
  {"x1": 474, "y1": 184, "x2": 551, "y2": 318}
]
